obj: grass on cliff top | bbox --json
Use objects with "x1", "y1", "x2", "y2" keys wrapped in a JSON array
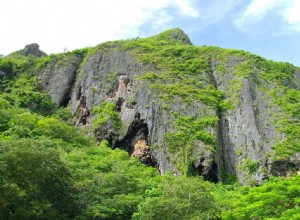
[{"x1": 119, "y1": 37, "x2": 231, "y2": 111}]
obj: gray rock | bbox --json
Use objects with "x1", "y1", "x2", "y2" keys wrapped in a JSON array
[
  {"x1": 36, "y1": 29, "x2": 300, "y2": 184},
  {"x1": 37, "y1": 54, "x2": 82, "y2": 106},
  {"x1": 23, "y1": 43, "x2": 45, "y2": 57}
]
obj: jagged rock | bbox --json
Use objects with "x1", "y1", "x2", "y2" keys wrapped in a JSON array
[
  {"x1": 24, "y1": 43, "x2": 41, "y2": 56},
  {"x1": 36, "y1": 28, "x2": 300, "y2": 184},
  {"x1": 132, "y1": 140, "x2": 151, "y2": 163},
  {"x1": 73, "y1": 95, "x2": 90, "y2": 126},
  {"x1": 116, "y1": 112, "x2": 155, "y2": 165},
  {"x1": 37, "y1": 54, "x2": 82, "y2": 106},
  {"x1": 211, "y1": 61, "x2": 280, "y2": 184},
  {"x1": 20, "y1": 43, "x2": 46, "y2": 57},
  {"x1": 8, "y1": 43, "x2": 46, "y2": 57},
  {"x1": 153, "y1": 28, "x2": 192, "y2": 45}
]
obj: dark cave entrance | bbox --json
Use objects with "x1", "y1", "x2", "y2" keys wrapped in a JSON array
[
  {"x1": 191, "y1": 157, "x2": 219, "y2": 183},
  {"x1": 271, "y1": 160, "x2": 299, "y2": 176},
  {"x1": 115, "y1": 112, "x2": 156, "y2": 166}
]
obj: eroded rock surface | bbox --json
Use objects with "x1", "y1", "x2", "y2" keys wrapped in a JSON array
[
  {"x1": 36, "y1": 28, "x2": 300, "y2": 184},
  {"x1": 37, "y1": 54, "x2": 82, "y2": 106}
]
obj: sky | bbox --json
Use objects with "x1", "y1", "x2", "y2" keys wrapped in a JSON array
[{"x1": 1, "y1": 0, "x2": 300, "y2": 66}]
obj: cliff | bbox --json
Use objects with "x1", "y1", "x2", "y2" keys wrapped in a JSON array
[
  {"x1": 9, "y1": 43, "x2": 47, "y2": 57},
  {"x1": 35, "y1": 28, "x2": 300, "y2": 184}
]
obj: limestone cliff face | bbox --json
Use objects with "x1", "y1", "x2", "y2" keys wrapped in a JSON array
[
  {"x1": 210, "y1": 56, "x2": 300, "y2": 184},
  {"x1": 37, "y1": 54, "x2": 82, "y2": 106},
  {"x1": 36, "y1": 28, "x2": 300, "y2": 184},
  {"x1": 210, "y1": 59, "x2": 281, "y2": 184}
]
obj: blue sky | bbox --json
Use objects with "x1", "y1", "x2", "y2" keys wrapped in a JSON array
[{"x1": 1, "y1": 0, "x2": 300, "y2": 66}]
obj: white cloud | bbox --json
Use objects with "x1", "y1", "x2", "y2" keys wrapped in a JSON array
[
  {"x1": 199, "y1": 0, "x2": 242, "y2": 24},
  {"x1": 235, "y1": 0, "x2": 300, "y2": 33},
  {"x1": 235, "y1": 0, "x2": 286, "y2": 28},
  {"x1": 171, "y1": 0, "x2": 199, "y2": 17},
  {"x1": 282, "y1": 0, "x2": 300, "y2": 32},
  {"x1": 0, "y1": 0, "x2": 199, "y2": 55},
  {"x1": 152, "y1": 11, "x2": 173, "y2": 28}
]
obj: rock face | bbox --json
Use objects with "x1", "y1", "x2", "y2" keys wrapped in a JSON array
[
  {"x1": 116, "y1": 112, "x2": 153, "y2": 165},
  {"x1": 210, "y1": 60, "x2": 280, "y2": 184},
  {"x1": 210, "y1": 56, "x2": 300, "y2": 184},
  {"x1": 19, "y1": 43, "x2": 46, "y2": 57},
  {"x1": 37, "y1": 54, "x2": 82, "y2": 106},
  {"x1": 36, "y1": 28, "x2": 300, "y2": 185}
]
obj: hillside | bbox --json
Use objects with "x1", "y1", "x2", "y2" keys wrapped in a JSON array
[
  {"x1": 0, "y1": 28, "x2": 299, "y2": 219},
  {"x1": 36, "y1": 28, "x2": 300, "y2": 184}
]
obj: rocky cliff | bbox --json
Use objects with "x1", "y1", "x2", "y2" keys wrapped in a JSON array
[
  {"x1": 36, "y1": 28, "x2": 300, "y2": 184},
  {"x1": 11, "y1": 43, "x2": 47, "y2": 57}
]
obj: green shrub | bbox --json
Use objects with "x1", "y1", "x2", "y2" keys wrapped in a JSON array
[{"x1": 92, "y1": 102, "x2": 122, "y2": 132}]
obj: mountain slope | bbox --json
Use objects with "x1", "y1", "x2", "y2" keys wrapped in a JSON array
[{"x1": 35, "y1": 28, "x2": 300, "y2": 184}]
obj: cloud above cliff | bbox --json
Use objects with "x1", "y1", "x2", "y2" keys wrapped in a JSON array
[
  {"x1": 235, "y1": 0, "x2": 300, "y2": 33},
  {"x1": 1, "y1": 0, "x2": 300, "y2": 66},
  {"x1": 0, "y1": 0, "x2": 198, "y2": 54}
]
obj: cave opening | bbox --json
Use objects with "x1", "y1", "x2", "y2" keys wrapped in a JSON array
[
  {"x1": 271, "y1": 160, "x2": 299, "y2": 176},
  {"x1": 116, "y1": 97, "x2": 124, "y2": 112},
  {"x1": 115, "y1": 112, "x2": 156, "y2": 166},
  {"x1": 192, "y1": 158, "x2": 219, "y2": 183},
  {"x1": 61, "y1": 93, "x2": 71, "y2": 107}
]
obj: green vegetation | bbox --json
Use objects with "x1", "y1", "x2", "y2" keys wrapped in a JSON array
[
  {"x1": 0, "y1": 139, "x2": 79, "y2": 219},
  {"x1": 133, "y1": 175, "x2": 221, "y2": 220},
  {"x1": 223, "y1": 176, "x2": 300, "y2": 220},
  {"x1": 92, "y1": 102, "x2": 123, "y2": 132},
  {"x1": 165, "y1": 114, "x2": 218, "y2": 176},
  {"x1": 150, "y1": 28, "x2": 190, "y2": 44},
  {"x1": 0, "y1": 31, "x2": 299, "y2": 219},
  {"x1": 268, "y1": 88, "x2": 300, "y2": 160},
  {"x1": 192, "y1": 45, "x2": 300, "y2": 160},
  {"x1": 130, "y1": 44, "x2": 220, "y2": 107},
  {"x1": 118, "y1": 32, "x2": 235, "y2": 175},
  {"x1": 65, "y1": 140, "x2": 158, "y2": 219}
]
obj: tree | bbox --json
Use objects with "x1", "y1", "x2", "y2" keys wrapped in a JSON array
[
  {"x1": 0, "y1": 139, "x2": 79, "y2": 219},
  {"x1": 222, "y1": 176, "x2": 300, "y2": 220},
  {"x1": 133, "y1": 175, "x2": 221, "y2": 220},
  {"x1": 65, "y1": 141, "x2": 158, "y2": 219},
  {"x1": 0, "y1": 59, "x2": 14, "y2": 78}
]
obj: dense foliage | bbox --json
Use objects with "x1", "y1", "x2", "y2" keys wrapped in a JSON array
[
  {"x1": 133, "y1": 175, "x2": 221, "y2": 220},
  {"x1": 223, "y1": 176, "x2": 300, "y2": 220},
  {"x1": 0, "y1": 30, "x2": 299, "y2": 219}
]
